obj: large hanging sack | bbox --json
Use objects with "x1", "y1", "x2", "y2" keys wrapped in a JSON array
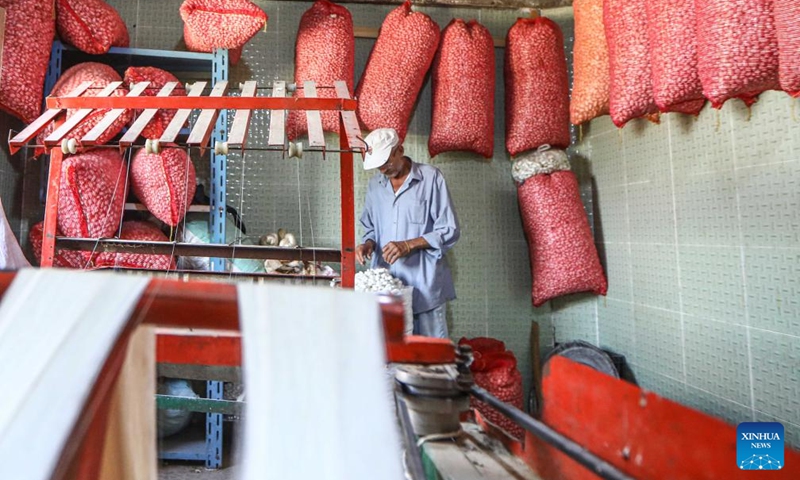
[
  {"x1": 604, "y1": 0, "x2": 659, "y2": 127},
  {"x1": 180, "y1": 0, "x2": 267, "y2": 64},
  {"x1": 645, "y1": 0, "x2": 705, "y2": 115},
  {"x1": 504, "y1": 17, "x2": 570, "y2": 156},
  {"x1": 288, "y1": 0, "x2": 354, "y2": 140},
  {"x1": 429, "y1": 19, "x2": 494, "y2": 158},
  {"x1": 95, "y1": 221, "x2": 176, "y2": 270},
  {"x1": 355, "y1": 1, "x2": 439, "y2": 141},
  {"x1": 774, "y1": 1, "x2": 800, "y2": 97},
  {"x1": 56, "y1": 0, "x2": 129, "y2": 54},
  {"x1": 0, "y1": 0, "x2": 55, "y2": 123},
  {"x1": 37, "y1": 63, "x2": 131, "y2": 155},
  {"x1": 514, "y1": 147, "x2": 607, "y2": 307},
  {"x1": 123, "y1": 67, "x2": 187, "y2": 140},
  {"x1": 695, "y1": 0, "x2": 779, "y2": 108},
  {"x1": 570, "y1": 0, "x2": 609, "y2": 125},
  {"x1": 29, "y1": 222, "x2": 87, "y2": 268},
  {"x1": 58, "y1": 149, "x2": 127, "y2": 241},
  {"x1": 131, "y1": 148, "x2": 196, "y2": 227}
]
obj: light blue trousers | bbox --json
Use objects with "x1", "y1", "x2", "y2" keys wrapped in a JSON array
[{"x1": 413, "y1": 303, "x2": 448, "y2": 338}]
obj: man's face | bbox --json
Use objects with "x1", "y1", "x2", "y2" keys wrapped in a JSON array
[{"x1": 378, "y1": 145, "x2": 404, "y2": 178}]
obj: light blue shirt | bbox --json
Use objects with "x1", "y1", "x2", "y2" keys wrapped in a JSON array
[{"x1": 360, "y1": 159, "x2": 460, "y2": 314}]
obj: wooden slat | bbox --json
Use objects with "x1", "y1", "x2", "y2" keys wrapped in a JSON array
[
  {"x1": 267, "y1": 81, "x2": 286, "y2": 146},
  {"x1": 334, "y1": 81, "x2": 363, "y2": 154},
  {"x1": 159, "y1": 81, "x2": 207, "y2": 144},
  {"x1": 82, "y1": 82, "x2": 149, "y2": 145},
  {"x1": 44, "y1": 82, "x2": 122, "y2": 146},
  {"x1": 187, "y1": 81, "x2": 228, "y2": 147},
  {"x1": 119, "y1": 82, "x2": 178, "y2": 147},
  {"x1": 303, "y1": 81, "x2": 325, "y2": 148},
  {"x1": 228, "y1": 81, "x2": 257, "y2": 148}
]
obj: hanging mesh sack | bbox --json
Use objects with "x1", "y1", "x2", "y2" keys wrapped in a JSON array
[
  {"x1": 604, "y1": 0, "x2": 659, "y2": 127},
  {"x1": 355, "y1": 1, "x2": 439, "y2": 141},
  {"x1": 645, "y1": 0, "x2": 705, "y2": 115},
  {"x1": 123, "y1": 67, "x2": 187, "y2": 140},
  {"x1": 429, "y1": 19, "x2": 494, "y2": 158},
  {"x1": 695, "y1": 0, "x2": 779, "y2": 108},
  {"x1": 570, "y1": 0, "x2": 609, "y2": 125},
  {"x1": 515, "y1": 146, "x2": 607, "y2": 307},
  {"x1": 288, "y1": 0, "x2": 354, "y2": 140},
  {"x1": 774, "y1": 1, "x2": 800, "y2": 97},
  {"x1": 96, "y1": 221, "x2": 176, "y2": 270},
  {"x1": 504, "y1": 17, "x2": 570, "y2": 156},
  {"x1": 180, "y1": 0, "x2": 267, "y2": 64},
  {"x1": 0, "y1": 0, "x2": 55, "y2": 123},
  {"x1": 56, "y1": 0, "x2": 129, "y2": 54},
  {"x1": 131, "y1": 148, "x2": 197, "y2": 228},
  {"x1": 29, "y1": 222, "x2": 87, "y2": 268}
]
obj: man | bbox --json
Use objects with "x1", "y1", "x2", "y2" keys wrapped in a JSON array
[{"x1": 356, "y1": 128, "x2": 460, "y2": 338}]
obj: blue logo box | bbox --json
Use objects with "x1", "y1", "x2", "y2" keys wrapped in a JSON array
[{"x1": 737, "y1": 422, "x2": 784, "y2": 471}]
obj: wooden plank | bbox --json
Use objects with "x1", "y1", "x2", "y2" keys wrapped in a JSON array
[
  {"x1": 44, "y1": 81, "x2": 123, "y2": 146},
  {"x1": 267, "y1": 81, "x2": 286, "y2": 146},
  {"x1": 334, "y1": 81, "x2": 363, "y2": 155},
  {"x1": 228, "y1": 81, "x2": 258, "y2": 148},
  {"x1": 119, "y1": 82, "x2": 178, "y2": 147},
  {"x1": 82, "y1": 82, "x2": 149, "y2": 145},
  {"x1": 159, "y1": 81, "x2": 207, "y2": 144},
  {"x1": 187, "y1": 80, "x2": 228, "y2": 147},
  {"x1": 303, "y1": 81, "x2": 325, "y2": 148}
]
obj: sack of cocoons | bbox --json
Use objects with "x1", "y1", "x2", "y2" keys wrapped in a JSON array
[
  {"x1": 178, "y1": 216, "x2": 265, "y2": 273},
  {"x1": 56, "y1": 0, "x2": 129, "y2": 54},
  {"x1": 514, "y1": 147, "x2": 607, "y2": 307},
  {"x1": 95, "y1": 221, "x2": 176, "y2": 270},
  {"x1": 645, "y1": 0, "x2": 705, "y2": 115},
  {"x1": 288, "y1": 0, "x2": 354, "y2": 140},
  {"x1": 180, "y1": 0, "x2": 267, "y2": 62},
  {"x1": 0, "y1": 0, "x2": 55, "y2": 123},
  {"x1": 695, "y1": 0, "x2": 779, "y2": 108},
  {"x1": 458, "y1": 337, "x2": 524, "y2": 440},
  {"x1": 773, "y1": 1, "x2": 800, "y2": 97},
  {"x1": 570, "y1": 0, "x2": 609, "y2": 125},
  {"x1": 131, "y1": 148, "x2": 197, "y2": 228},
  {"x1": 429, "y1": 19, "x2": 494, "y2": 158},
  {"x1": 355, "y1": 1, "x2": 440, "y2": 140},
  {"x1": 504, "y1": 17, "x2": 570, "y2": 156},
  {"x1": 58, "y1": 149, "x2": 127, "y2": 241},
  {"x1": 157, "y1": 379, "x2": 197, "y2": 438},
  {"x1": 29, "y1": 221, "x2": 88, "y2": 268},
  {"x1": 355, "y1": 268, "x2": 414, "y2": 335},
  {"x1": 604, "y1": 0, "x2": 659, "y2": 127},
  {"x1": 123, "y1": 67, "x2": 187, "y2": 140},
  {"x1": 37, "y1": 63, "x2": 131, "y2": 154}
]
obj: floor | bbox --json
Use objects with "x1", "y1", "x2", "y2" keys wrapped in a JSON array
[{"x1": 159, "y1": 463, "x2": 238, "y2": 480}]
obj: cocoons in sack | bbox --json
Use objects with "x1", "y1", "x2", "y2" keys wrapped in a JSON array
[
  {"x1": 56, "y1": 0, "x2": 129, "y2": 54},
  {"x1": 123, "y1": 67, "x2": 187, "y2": 140},
  {"x1": 355, "y1": 1, "x2": 440, "y2": 140},
  {"x1": 773, "y1": 1, "x2": 800, "y2": 97},
  {"x1": 180, "y1": 0, "x2": 267, "y2": 60},
  {"x1": 29, "y1": 221, "x2": 87, "y2": 268},
  {"x1": 570, "y1": 0, "x2": 609, "y2": 125},
  {"x1": 288, "y1": 0, "x2": 355, "y2": 140},
  {"x1": 131, "y1": 148, "x2": 197, "y2": 227},
  {"x1": 95, "y1": 221, "x2": 176, "y2": 270},
  {"x1": 429, "y1": 19, "x2": 494, "y2": 158},
  {"x1": 0, "y1": 0, "x2": 55, "y2": 123}
]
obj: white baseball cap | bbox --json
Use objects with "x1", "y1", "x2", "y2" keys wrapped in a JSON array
[{"x1": 362, "y1": 128, "x2": 400, "y2": 170}]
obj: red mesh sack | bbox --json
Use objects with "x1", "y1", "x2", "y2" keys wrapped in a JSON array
[
  {"x1": 514, "y1": 148, "x2": 607, "y2": 307},
  {"x1": 37, "y1": 63, "x2": 131, "y2": 154},
  {"x1": 56, "y1": 0, "x2": 129, "y2": 54},
  {"x1": 58, "y1": 149, "x2": 126, "y2": 240},
  {"x1": 355, "y1": 2, "x2": 439, "y2": 140},
  {"x1": 504, "y1": 18, "x2": 570, "y2": 156},
  {"x1": 131, "y1": 148, "x2": 196, "y2": 227},
  {"x1": 0, "y1": 0, "x2": 55, "y2": 123},
  {"x1": 429, "y1": 19, "x2": 494, "y2": 158},
  {"x1": 645, "y1": 0, "x2": 705, "y2": 115},
  {"x1": 604, "y1": 0, "x2": 660, "y2": 127},
  {"x1": 458, "y1": 337, "x2": 506, "y2": 357},
  {"x1": 287, "y1": 0, "x2": 354, "y2": 141},
  {"x1": 774, "y1": 1, "x2": 800, "y2": 97},
  {"x1": 123, "y1": 67, "x2": 187, "y2": 140},
  {"x1": 29, "y1": 222, "x2": 87, "y2": 268},
  {"x1": 695, "y1": 0, "x2": 779, "y2": 108},
  {"x1": 570, "y1": 0, "x2": 609, "y2": 125},
  {"x1": 96, "y1": 221, "x2": 176, "y2": 270},
  {"x1": 180, "y1": 0, "x2": 267, "y2": 59}
]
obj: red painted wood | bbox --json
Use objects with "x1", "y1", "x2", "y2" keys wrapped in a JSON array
[
  {"x1": 46, "y1": 95, "x2": 359, "y2": 111},
  {"x1": 44, "y1": 82, "x2": 123, "y2": 146},
  {"x1": 119, "y1": 82, "x2": 179, "y2": 147},
  {"x1": 157, "y1": 333, "x2": 242, "y2": 366},
  {"x1": 82, "y1": 81, "x2": 149, "y2": 145},
  {"x1": 187, "y1": 80, "x2": 228, "y2": 148},
  {"x1": 41, "y1": 141, "x2": 64, "y2": 268},
  {"x1": 339, "y1": 115, "x2": 356, "y2": 289}
]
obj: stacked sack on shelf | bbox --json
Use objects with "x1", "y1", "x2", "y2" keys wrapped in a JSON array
[{"x1": 180, "y1": 0, "x2": 267, "y2": 64}]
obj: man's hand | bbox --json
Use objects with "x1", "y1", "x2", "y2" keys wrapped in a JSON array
[
  {"x1": 382, "y1": 240, "x2": 412, "y2": 265},
  {"x1": 356, "y1": 240, "x2": 375, "y2": 265}
]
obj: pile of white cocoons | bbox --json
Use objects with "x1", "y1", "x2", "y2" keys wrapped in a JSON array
[{"x1": 355, "y1": 268, "x2": 405, "y2": 295}]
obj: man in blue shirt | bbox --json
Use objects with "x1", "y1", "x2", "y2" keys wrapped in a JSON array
[{"x1": 356, "y1": 128, "x2": 460, "y2": 338}]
